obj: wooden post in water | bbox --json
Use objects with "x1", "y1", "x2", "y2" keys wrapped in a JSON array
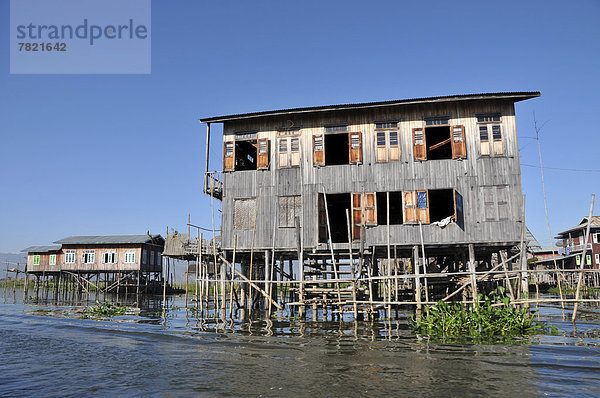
[
  {"x1": 295, "y1": 216, "x2": 304, "y2": 318},
  {"x1": 572, "y1": 194, "x2": 595, "y2": 322},
  {"x1": 413, "y1": 245, "x2": 422, "y2": 316},
  {"x1": 468, "y1": 244, "x2": 478, "y2": 307},
  {"x1": 346, "y1": 209, "x2": 358, "y2": 319},
  {"x1": 519, "y1": 195, "x2": 529, "y2": 308}
]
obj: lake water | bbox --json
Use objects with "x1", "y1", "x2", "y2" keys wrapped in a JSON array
[{"x1": 1, "y1": 287, "x2": 600, "y2": 397}]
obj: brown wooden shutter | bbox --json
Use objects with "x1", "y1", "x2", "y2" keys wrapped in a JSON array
[
  {"x1": 403, "y1": 191, "x2": 417, "y2": 224},
  {"x1": 363, "y1": 193, "x2": 377, "y2": 226},
  {"x1": 349, "y1": 132, "x2": 363, "y2": 164},
  {"x1": 223, "y1": 141, "x2": 235, "y2": 171},
  {"x1": 257, "y1": 138, "x2": 269, "y2": 170},
  {"x1": 413, "y1": 128, "x2": 426, "y2": 161},
  {"x1": 313, "y1": 135, "x2": 325, "y2": 166},
  {"x1": 352, "y1": 193, "x2": 362, "y2": 240},
  {"x1": 451, "y1": 125, "x2": 466, "y2": 159}
]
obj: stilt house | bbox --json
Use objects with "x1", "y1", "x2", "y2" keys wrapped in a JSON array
[{"x1": 201, "y1": 92, "x2": 539, "y2": 263}]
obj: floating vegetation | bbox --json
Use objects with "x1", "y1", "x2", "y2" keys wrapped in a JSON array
[
  {"x1": 411, "y1": 287, "x2": 558, "y2": 339},
  {"x1": 84, "y1": 300, "x2": 130, "y2": 317}
]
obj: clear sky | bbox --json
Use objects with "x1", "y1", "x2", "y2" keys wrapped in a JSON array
[{"x1": 1, "y1": 0, "x2": 599, "y2": 252}]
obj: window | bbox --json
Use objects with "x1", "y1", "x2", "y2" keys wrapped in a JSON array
[
  {"x1": 156, "y1": 252, "x2": 161, "y2": 265},
  {"x1": 224, "y1": 133, "x2": 260, "y2": 172},
  {"x1": 403, "y1": 189, "x2": 463, "y2": 225},
  {"x1": 596, "y1": 254, "x2": 599, "y2": 265},
  {"x1": 316, "y1": 126, "x2": 363, "y2": 166},
  {"x1": 150, "y1": 250, "x2": 155, "y2": 265},
  {"x1": 279, "y1": 137, "x2": 300, "y2": 168},
  {"x1": 33, "y1": 255, "x2": 40, "y2": 265},
  {"x1": 65, "y1": 249, "x2": 75, "y2": 264},
  {"x1": 413, "y1": 121, "x2": 465, "y2": 161},
  {"x1": 325, "y1": 125, "x2": 347, "y2": 132},
  {"x1": 223, "y1": 142, "x2": 234, "y2": 171},
  {"x1": 102, "y1": 250, "x2": 117, "y2": 264},
  {"x1": 83, "y1": 250, "x2": 95, "y2": 264},
  {"x1": 233, "y1": 198, "x2": 257, "y2": 230},
  {"x1": 477, "y1": 114, "x2": 504, "y2": 156},
  {"x1": 593, "y1": 232, "x2": 599, "y2": 244},
  {"x1": 278, "y1": 196, "x2": 302, "y2": 228},
  {"x1": 375, "y1": 122, "x2": 400, "y2": 162},
  {"x1": 124, "y1": 249, "x2": 135, "y2": 264},
  {"x1": 482, "y1": 186, "x2": 509, "y2": 220},
  {"x1": 376, "y1": 192, "x2": 403, "y2": 225},
  {"x1": 142, "y1": 249, "x2": 147, "y2": 264},
  {"x1": 49, "y1": 254, "x2": 56, "y2": 266}
]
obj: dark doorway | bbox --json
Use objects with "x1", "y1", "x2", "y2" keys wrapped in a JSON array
[
  {"x1": 429, "y1": 189, "x2": 455, "y2": 222},
  {"x1": 319, "y1": 193, "x2": 351, "y2": 243},
  {"x1": 425, "y1": 126, "x2": 452, "y2": 160},
  {"x1": 235, "y1": 140, "x2": 257, "y2": 171},
  {"x1": 376, "y1": 192, "x2": 403, "y2": 225},
  {"x1": 325, "y1": 133, "x2": 349, "y2": 166}
]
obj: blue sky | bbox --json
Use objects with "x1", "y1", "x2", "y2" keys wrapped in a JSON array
[{"x1": 0, "y1": 0, "x2": 599, "y2": 252}]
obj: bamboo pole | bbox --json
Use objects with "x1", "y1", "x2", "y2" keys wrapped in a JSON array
[
  {"x1": 519, "y1": 195, "x2": 529, "y2": 308},
  {"x1": 535, "y1": 118, "x2": 565, "y2": 313},
  {"x1": 572, "y1": 194, "x2": 595, "y2": 322},
  {"x1": 418, "y1": 221, "x2": 429, "y2": 305},
  {"x1": 322, "y1": 192, "x2": 341, "y2": 304},
  {"x1": 219, "y1": 255, "x2": 283, "y2": 310},
  {"x1": 230, "y1": 235, "x2": 237, "y2": 320},
  {"x1": 468, "y1": 244, "x2": 478, "y2": 307},
  {"x1": 346, "y1": 209, "x2": 358, "y2": 318}
]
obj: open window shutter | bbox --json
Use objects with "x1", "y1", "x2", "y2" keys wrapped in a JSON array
[
  {"x1": 413, "y1": 128, "x2": 426, "y2": 161},
  {"x1": 451, "y1": 125, "x2": 466, "y2": 159},
  {"x1": 313, "y1": 135, "x2": 325, "y2": 166},
  {"x1": 416, "y1": 190, "x2": 430, "y2": 224},
  {"x1": 223, "y1": 141, "x2": 235, "y2": 171},
  {"x1": 363, "y1": 193, "x2": 377, "y2": 226},
  {"x1": 257, "y1": 138, "x2": 269, "y2": 170},
  {"x1": 454, "y1": 188, "x2": 464, "y2": 230},
  {"x1": 318, "y1": 194, "x2": 328, "y2": 243},
  {"x1": 389, "y1": 131, "x2": 400, "y2": 161},
  {"x1": 403, "y1": 191, "x2": 417, "y2": 224},
  {"x1": 352, "y1": 193, "x2": 362, "y2": 240},
  {"x1": 349, "y1": 132, "x2": 363, "y2": 164},
  {"x1": 278, "y1": 138, "x2": 289, "y2": 168}
]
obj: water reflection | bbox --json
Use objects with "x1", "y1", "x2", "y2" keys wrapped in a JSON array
[{"x1": 1, "y1": 287, "x2": 600, "y2": 396}]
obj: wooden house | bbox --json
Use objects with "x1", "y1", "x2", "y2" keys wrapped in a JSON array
[
  {"x1": 553, "y1": 216, "x2": 600, "y2": 269},
  {"x1": 201, "y1": 92, "x2": 539, "y2": 261},
  {"x1": 23, "y1": 234, "x2": 164, "y2": 275}
]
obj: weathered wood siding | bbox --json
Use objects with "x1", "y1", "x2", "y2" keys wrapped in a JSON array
[{"x1": 219, "y1": 99, "x2": 523, "y2": 251}]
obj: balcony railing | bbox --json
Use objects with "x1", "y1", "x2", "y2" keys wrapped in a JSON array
[{"x1": 204, "y1": 171, "x2": 223, "y2": 200}]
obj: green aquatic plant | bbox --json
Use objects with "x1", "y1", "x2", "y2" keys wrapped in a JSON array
[
  {"x1": 411, "y1": 287, "x2": 558, "y2": 338},
  {"x1": 84, "y1": 300, "x2": 129, "y2": 317}
]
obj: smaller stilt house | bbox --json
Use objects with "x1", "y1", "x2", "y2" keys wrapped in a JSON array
[{"x1": 22, "y1": 234, "x2": 165, "y2": 291}]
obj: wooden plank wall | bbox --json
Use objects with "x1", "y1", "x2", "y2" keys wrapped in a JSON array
[{"x1": 220, "y1": 99, "x2": 524, "y2": 252}]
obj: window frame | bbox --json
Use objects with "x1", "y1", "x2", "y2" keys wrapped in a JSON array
[
  {"x1": 124, "y1": 249, "x2": 136, "y2": 264},
  {"x1": 33, "y1": 254, "x2": 40, "y2": 265},
  {"x1": 83, "y1": 249, "x2": 95, "y2": 264},
  {"x1": 49, "y1": 254, "x2": 56, "y2": 266},
  {"x1": 476, "y1": 114, "x2": 504, "y2": 157},
  {"x1": 65, "y1": 249, "x2": 76, "y2": 264},
  {"x1": 374, "y1": 122, "x2": 400, "y2": 163}
]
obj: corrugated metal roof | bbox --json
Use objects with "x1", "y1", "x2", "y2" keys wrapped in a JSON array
[
  {"x1": 53, "y1": 234, "x2": 163, "y2": 245},
  {"x1": 21, "y1": 245, "x2": 61, "y2": 253},
  {"x1": 556, "y1": 216, "x2": 600, "y2": 237},
  {"x1": 199, "y1": 92, "x2": 541, "y2": 123}
]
